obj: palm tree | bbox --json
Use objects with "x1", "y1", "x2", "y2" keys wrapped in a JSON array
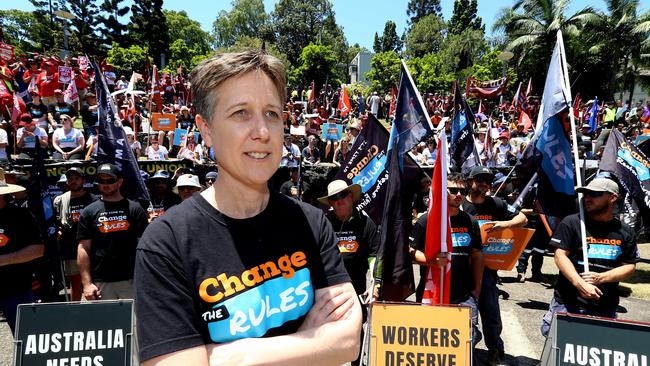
[{"x1": 492, "y1": 0, "x2": 597, "y2": 69}]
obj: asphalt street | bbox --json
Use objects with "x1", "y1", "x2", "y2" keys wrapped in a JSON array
[{"x1": 2, "y1": 250, "x2": 650, "y2": 366}]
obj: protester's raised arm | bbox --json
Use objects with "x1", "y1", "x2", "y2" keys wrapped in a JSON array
[{"x1": 205, "y1": 282, "x2": 361, "y2": 366}]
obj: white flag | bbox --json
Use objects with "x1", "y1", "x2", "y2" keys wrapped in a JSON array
[{"x1": 64, "y1": 79, "x2": 79, "y2": 104}]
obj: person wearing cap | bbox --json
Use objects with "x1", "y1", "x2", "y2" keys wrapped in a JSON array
[
  {"x1": 279, "y1": 166, "x2": 310, "y2": 200},
  {"x1": 492, "y1": 131, "x2": 516, "y2": 167},
  {"x1": 319, "y1": 179, "x2": 378, "y2": 366},
  {"x1": 173, "y1": 174, "x2": 202, "y2": 201},
  {"x1": 135, "y1": 50, "x2": 360, "y2": 365},
  {"x1": 123, "y1": 126, "x2": 142, "y2": 158},
  {"x1": 0, "y1": 169, "x2": 45, "y2": 335},
  {"x1": 77, "y1": 163, "x2": 147, "y2": 302},
  {"x1": 204, "y1": 170, "x2": 217, "y2": 187},
  {"x1": 410, "y1": 172, "x2": 484, "y2": 348},
  {"x1": 16, "y1": 116, "x2": 48, "y2": 158},
  {"x1": 541, "y1": 177, "x2": 639, "y2": 336},
  {"x1": 52, "y1": 114, "x2": 85, "y2": 160},
  {"x1": 80, "y1": 92, "x2": 98, "y2": 137},
  {"x1": 53, "y1": 167, "x2": 97, "y2": 301},
  {"x1": 475, "y1": 127, "x2": 488, "y2": 165},
  {"x1": 37, "y1": 60, "x2": 61, "y2": 106},
  {"x1": 146, "y1": 170, "x2": 181, "y2": 221},
  {"x1": 462, "y1": 166, "x2": 528, "y2": 366},
  {"x1": 47, "y1": 88, "x2": 78, "y2": 130},
  {"x1": 347, "y1": 119, "x2": 361, "y2": 146}
]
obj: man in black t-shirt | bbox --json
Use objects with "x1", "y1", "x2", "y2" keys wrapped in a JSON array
[
  {"x1": 279, "y1": 167, "x2": 310, "y2": 200},
  {"x1": 461, "y1": 166, "x2": 527, "y2": 366},
  {"x1": 410, "y1": 173, "x2": 484, "y2": 346},
  {"x1": 77, "y1": 164, "x2": 147, "y2": 301},
  {"x1": 80, "y1": 92, "x2": 98, "y2": 137},
  {"x1": 541, "y1": 178, "x2": 638, "y2": 336},
  {"x1": 0, "y1": 173, "x2": 44, "y2": 335},
  {"x1": 48, "y1": 89, "x2": 78, "y2": 128},
  {"x1": 53, "y1": 167, "x2": 97, "y2": 301}
]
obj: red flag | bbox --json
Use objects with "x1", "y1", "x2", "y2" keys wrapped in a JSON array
[
  {"x1": 11, "y1": 93, "x2": 25, "y2": 128},
  {"x1": 573, "y1": 93, "x2": 581, "y2": 122},
  {"x1": 422, "y1": 130, "x2": 452, "y2": 305},
  {"x1": 151, "y1": 65, "x2": 162, "y2": 109},
  {"x1": 389, "y1": 84, "x2": 397, "y2": 118},
  {"x1": 338, "y1": 84, "x2": 351, "y2": 117},
  {"x1": 177, "y1": 63, "x2": 183, "y2": 79},
  {"x1": 520, "y1": 110, "x2": 533, "y2": 132},
  {"x1": 307, "y1": 80, "x2": 316, "y2": 106},
  {"x1": 511, "y1": 82, "x2": 522, "y2": 107}
]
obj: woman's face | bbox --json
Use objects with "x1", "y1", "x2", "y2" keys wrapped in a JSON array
[{"x1": 198, "y1": 71, "x2": 283, "y2": 189}]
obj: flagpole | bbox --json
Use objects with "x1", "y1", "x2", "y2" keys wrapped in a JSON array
[{"x1": 558, "y1": 30, "x2": 589, "y2": 273}]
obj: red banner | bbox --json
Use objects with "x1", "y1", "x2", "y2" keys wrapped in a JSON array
[
  {"x1": 0, "y1": 42, "x2": 15, "y2": 63},
  {"x1": 466, "y1": 76, "x2": 507, "y2": 99}
]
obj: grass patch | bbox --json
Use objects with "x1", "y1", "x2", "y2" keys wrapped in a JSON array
[{"x1": 620, "y1": 263, "x2": 650, "y2": 300}]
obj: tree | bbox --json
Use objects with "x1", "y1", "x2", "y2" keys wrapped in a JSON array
[
  {"x1": 0, "y1": 9, "x2": 45, "y2": 52},
  {"x1": 65, "y1": 0, "x2": 102, "y2": 54},
  {"x1": 165, "y1": 10, "x2": 211, "y2": 55},
  {"x1": 294, "y1": 43, "x2": 338, "y2": 91},
  {"x1": 99, "y1": 0, "x2": 130, "y2": 47},
  {"x1": 28, "y1": 0, "x2": 66, "y2": 51},
  {"x1": 365, "y1": 51, "x2": 401, "y2": 93},
  {"x1": 373, "y1": 32, "x2": 381, "y2": 53},
  {"x1": 375, "y1": 21, "x2": 402, "y2": 53},
  {"x1": 106, "y1": 42, "x2": 151, "y2": 76},
  {"x1": 405, "y1": 14, "x2": 446, "y2": 57},
  {"x1": 128, "y1": 0, "x2": 169, "y2": 67},
  {"x1": 406, "y1": 0, "x2": 442, "y2": 25},
  {"x1": 406, "y1": 53, "x2": 455, "y2": 93},
  {"x1": 448, "y1": 0, "x2": 484, "y2": 36},
  {"x1": 345, "y1": 43, "x2": 370, "y2": 64},
  {"x1": 212, "y1": 0, "x2": 270, "y2": 49},
  {"x1": 271, "y1": 0, "x2": 347, "y2": 65}
]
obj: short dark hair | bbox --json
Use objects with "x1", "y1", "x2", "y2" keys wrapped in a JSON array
[{"x1": 447, "y1": 172, "x2": 467, "y2": 187}]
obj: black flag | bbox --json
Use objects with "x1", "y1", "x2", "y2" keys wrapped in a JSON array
[
  {"x1": 92, "y1": 60, "x2": 150, "y2": 202},
  {"x1": 450, "y1": 81, "x2": 480, "y2": 174},
  {"x1": 373, "y1": 139, "x2": 416, "y2": 301}
]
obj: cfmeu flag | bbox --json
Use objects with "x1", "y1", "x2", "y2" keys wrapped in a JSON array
[
  {"x1": 600, "y1": 128, "x2": 650, "y2": 215},
  {"x1": 338, "y1": 84, "x2": 351, "y2": 117},
  {"x1": 373, "y1": 138, "x2": 416, "y2": 301},
  {"x1": 390, "y1": 60, "x2": 434, "y2": 158},
  {"x1": 422, "y1": 130, "x2": 452, "y2": 305},
  {"x1": 520, "y1": 30, "x2": 576, "y2": 218},
  {"x1": 92, "y1": 60, "x2": 150, "y2": 202},
  {"x1": 450, "y1": 81, "x2": 480, "y2": 175}
]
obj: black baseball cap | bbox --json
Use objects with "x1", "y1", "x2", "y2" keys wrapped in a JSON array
[
  {"x1": 97, "y1": 163, "x2": 121, "y2": 178},
  {"x1": 469, "y1": 166, "x2": 495, "y2": 179},
  {"x1": 65, "y1": 167, "x2": 85, "y2": 178}
]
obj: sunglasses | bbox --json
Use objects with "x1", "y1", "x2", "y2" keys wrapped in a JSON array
[
  {"x1": 448, "y1": 187, "x2": 468, "y2": 196},
  {"x1": 328, "y1": 191, "x2": 350, "y2": 202},
  {"x1": 96, "y1": 178, "x2": 118, "y2": 184},
  {"x1": 583, "y1": 191, "x2": 606, "y2": 198}
]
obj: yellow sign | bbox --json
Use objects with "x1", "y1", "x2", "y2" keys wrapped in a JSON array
[{"x1": 371, "y1": 303, "x2": 472, "y2": 366}]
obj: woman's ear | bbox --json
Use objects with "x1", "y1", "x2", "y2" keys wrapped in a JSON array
[{"x1": 196, "y1": 114, "x2": 212, "y2": 148}]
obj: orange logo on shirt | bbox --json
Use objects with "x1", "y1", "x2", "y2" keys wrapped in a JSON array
[
  {"x1": 337, "y1": 240, "x2": 359, "y2": 253},
  {"x1": 71, "y1": 210, "x2": 81, "y2": 222},
  {"x1": 0, "y1": 233, "x2": 9, "y2": 247},
  {"x1": 99, "y1": 220, "x2": 130, "y2": 233}
]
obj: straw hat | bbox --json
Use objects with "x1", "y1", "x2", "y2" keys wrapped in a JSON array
[
  {"x1": 0, "y1": 168, "x2": 26, "y2": 195},
  {"x1": 318, "y1": 180, "x2": 361, "y2": 206}
]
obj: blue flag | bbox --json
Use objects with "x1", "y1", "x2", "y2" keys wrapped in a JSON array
[
  {"x1": 519, "y1": 31, "x2": 577, "y2": 218},
  {"x1": 389, "y1": 60, "x2": 433, "y2": 166},
  {"x1": 588, "y1": 97, "x2": 598, "y2": 134},
  {"x1": 450, "y1": 81, "x2": 480, "y2": 175},
  {"x1": 92, "y1": 60, "x2": 150, "y2": 202}
]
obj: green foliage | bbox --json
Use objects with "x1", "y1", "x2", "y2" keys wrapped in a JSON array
[
  {"x1": 128, "y1": 0, "x2": 169, "y2": 66},
  {"x1": 165, "y1": 10, "x2": 211, "y2": 55},
  {"x1": 440, "y1": 28, "x2": 487, "y2": 72},
  {"x1": 219, "y1": 35, "x2": 289, "y2": 68},
  {"x1": 448, "y1": 0, "x2": 484, "y2": 36},
  {"x1": 345, "y1": 43, "x2": 370, "y2": 64},
  {"x1": 470, "y1": 48, "x2": 516, "y2": 96},
  {"x1": 106, "y1": 42, "x2": 151, "y2": 76},
  {"x1": 366, "y1": 51, "x2": 401, "y2": 93},
  {"x1": 212, "y1": 0, "x2": 270, "y2": 49},
  {"x1": 295, "y1": 43, "x2": 338, "y2": 91},
  {"x1": 406, "y1": 0, "x2": 442, "y2": 25},
  {"x1": 99, "y1": 0, "x2": 130, "y2": 47},
  {"x1": 0, "y1": 9, "x2": 47, "y2": 52},
  {"x1": 406, "y1": 53, "x2": 455, "y2": 93},
  {"x1": 374, "y1": 21, "x2": 402, "y2": 53},
  {"x1": 66, "y1": 0, "x2": 103, "y2": 55},
  {"x1": 405, "y1": 14, "x2": 446, "y2": 58}
]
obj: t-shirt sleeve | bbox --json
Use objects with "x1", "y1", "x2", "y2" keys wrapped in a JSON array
[
  {"x1": 130, "y1": 202, "x2": 149, "y2": 238},
  {"x1": 620, "y1": 225, "x2": 640, "y2": 264},
  {"x1": 409, "y1": 214, "x2": 427, "y2": 251},
  {"x1": 364, "y1": 216, "x2": 379, "y2": 257},
  {"x1": 312, "y1": 208, "x2": 351, "y2": 289},
  {"x1": 549, "y1": 216, "x2": 577, "y2": 251},
  {"x1": 17, "y1": 208, "x2": 42, "y2": 246},
  {"x1": 135, "y1": 220, "x2": 205, "y2": 361},
  {"x1": 496, "y1": 197, "x2": 519, "y2": 221},
  {"x1": 469, "y1": 217, "x2": 483, "y2": 251}
]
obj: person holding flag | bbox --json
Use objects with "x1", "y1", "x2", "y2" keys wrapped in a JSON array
[
  {"x1": 409, "y1": 172, "x2": 484, "y2": 346},
  {"x1": 462, "y1": 166, "x2": 527, "y2": 366},
  {"x1": 541, "y1": 177, "x2": 639, "y2": 336}
]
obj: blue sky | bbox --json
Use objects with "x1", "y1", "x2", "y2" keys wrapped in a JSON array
[{"x1": 4, "y1": 0, "x2": 648, "y2": 50}]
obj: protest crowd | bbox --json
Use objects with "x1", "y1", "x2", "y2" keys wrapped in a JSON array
[{"x1": 0, "y1": 40, "x2": 649, "y2": 366}]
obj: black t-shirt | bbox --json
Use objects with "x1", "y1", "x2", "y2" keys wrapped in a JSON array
[
  {"x1": 147, "y1": 194, "x2": 182, "y2": 221},
  {"x1": 80, "y1": 103, "x2": 98, "y2": 129},
  {"x1": 48, "y1": 102, "x2": 78, "y2": 124},
  {"x1": 176, "y1": 113, "x2": 193, "y2": 130},
  {"x1": 77, "y1": 198, "x2": 148, "y2": 282},
  {"x1": 410, "y1": 211, "x2": 482, "y2": 303},
  {"x1": 26, "y1": 102, "x2": 48, "y2": 120},
  {"x1": 0, "y1": 203, "x2": 42, "y2": 299},
  {"x1": 279, "y1": 180, "x2": 310, "y2": 200},
  {"x1": 550, "y1": 213, "x2": 639, "y2": 313},
  {"x1": 461, "y1": 196, "x2": 519, "y2": 229},
  {"x1": 412, "y1": 190, "x2": 430, "y2": 214},
  {"x1": 326, "y1": 210, "x2": 379, "y2": 295},
  {"x1": 56, "y1": 192, "x2": 97, "y2": 260},
  {"x1": 302, "y1": 146, "x2": 320, "y2": 164},
  {"x1": 135, "y1": 192, "x2": 350, "y2": 361}
]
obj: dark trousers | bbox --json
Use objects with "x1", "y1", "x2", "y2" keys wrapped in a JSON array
[
  {"x1": 516, "y1": 248, "x2": 544, "y2": 275},
  {"x1": 0, "y1": 290, "x2": 34, "y2": 335},
  {"x1": 478, "y1": 269, "x2": 504, "y2": 351}
]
